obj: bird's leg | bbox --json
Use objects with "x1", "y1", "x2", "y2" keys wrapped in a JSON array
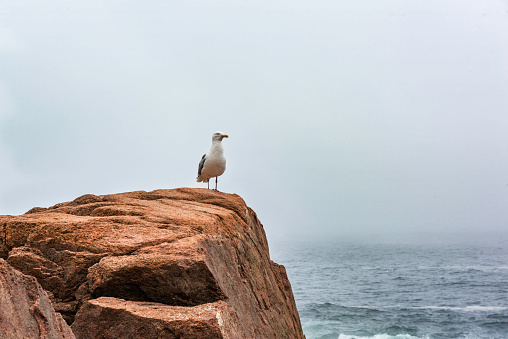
[
  {"x1": 207, "y1": 180, "x2": 210, "y2": 189},
  {"x1": 215, "y1": 177, "x2": 218, "y2": 191}
]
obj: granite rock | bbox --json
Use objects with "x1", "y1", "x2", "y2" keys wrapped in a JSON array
[
  {"x1": 1, "y1": 188, "x2": 305, "y2": 338},
  {"x1": 0, "y1": 259, "x2": 75, "y2": 339}
]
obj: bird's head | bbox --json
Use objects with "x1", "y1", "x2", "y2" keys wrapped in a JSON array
[{"x1": 212, "y1": 131, "x2": 229, "y2": 142}]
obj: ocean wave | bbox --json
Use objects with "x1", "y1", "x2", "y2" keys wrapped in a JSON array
[
  {"x1": 417, "y1": 265, "x2": 508, "y2": 272},
  {"x1": 415, "y1": 306, "x2": 507, "y2": 312},
  {"x1": 306, "y1": 303, "x2": 507, "y2": 313},
  {"x1": 338, "y1": 334, "x2": 429, "y2": 339},
  {"x1": 361, "y1": 265, "x2": 508, "y2": 273}
]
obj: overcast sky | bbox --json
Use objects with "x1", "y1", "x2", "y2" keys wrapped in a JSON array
[{"x1": 1, "y1": 1, "x2": 507, "y2": 242}]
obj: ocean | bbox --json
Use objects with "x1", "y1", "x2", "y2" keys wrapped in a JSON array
[{"x1": 270, "y1": 233, "x2": 508, "y2": 339}]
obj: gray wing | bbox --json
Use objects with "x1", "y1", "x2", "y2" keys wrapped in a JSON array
[{"x1": 197, "y1": 154, "x2": 206, "y2": 177}]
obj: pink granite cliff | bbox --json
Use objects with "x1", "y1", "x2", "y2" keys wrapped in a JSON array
[{"x1": 0, "y1": 188, "x2": 305, "y2": 338}]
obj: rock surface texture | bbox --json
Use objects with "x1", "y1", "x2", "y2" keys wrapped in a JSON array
[
  {"x1": 0, "y1": 259, "x2": 75, "y2": 339},
  {"x1": 0, "y1": 188, "x2": 305, "y2": 339}
]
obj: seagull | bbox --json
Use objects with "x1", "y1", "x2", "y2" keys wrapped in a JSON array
[{"x1": 196, "y1": 131, "x2": 229, "y2": 190}]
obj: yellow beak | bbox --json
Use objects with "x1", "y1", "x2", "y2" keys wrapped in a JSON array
[{"x1": 223, "y1": 134, "x2": 229, "y2": 138}]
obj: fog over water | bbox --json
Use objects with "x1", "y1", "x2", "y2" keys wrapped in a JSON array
[{"x1": 1, "y1": 1, "x2": 507, "y2": 242}]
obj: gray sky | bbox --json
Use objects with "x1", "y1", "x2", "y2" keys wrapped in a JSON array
[{"x1": 1, "y1": 0, "x2": 507, "y2": 242}]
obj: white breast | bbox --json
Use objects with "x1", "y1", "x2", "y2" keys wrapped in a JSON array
[{"x1": 199, "y1": 142, "x2": 226, "y2": 180}]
